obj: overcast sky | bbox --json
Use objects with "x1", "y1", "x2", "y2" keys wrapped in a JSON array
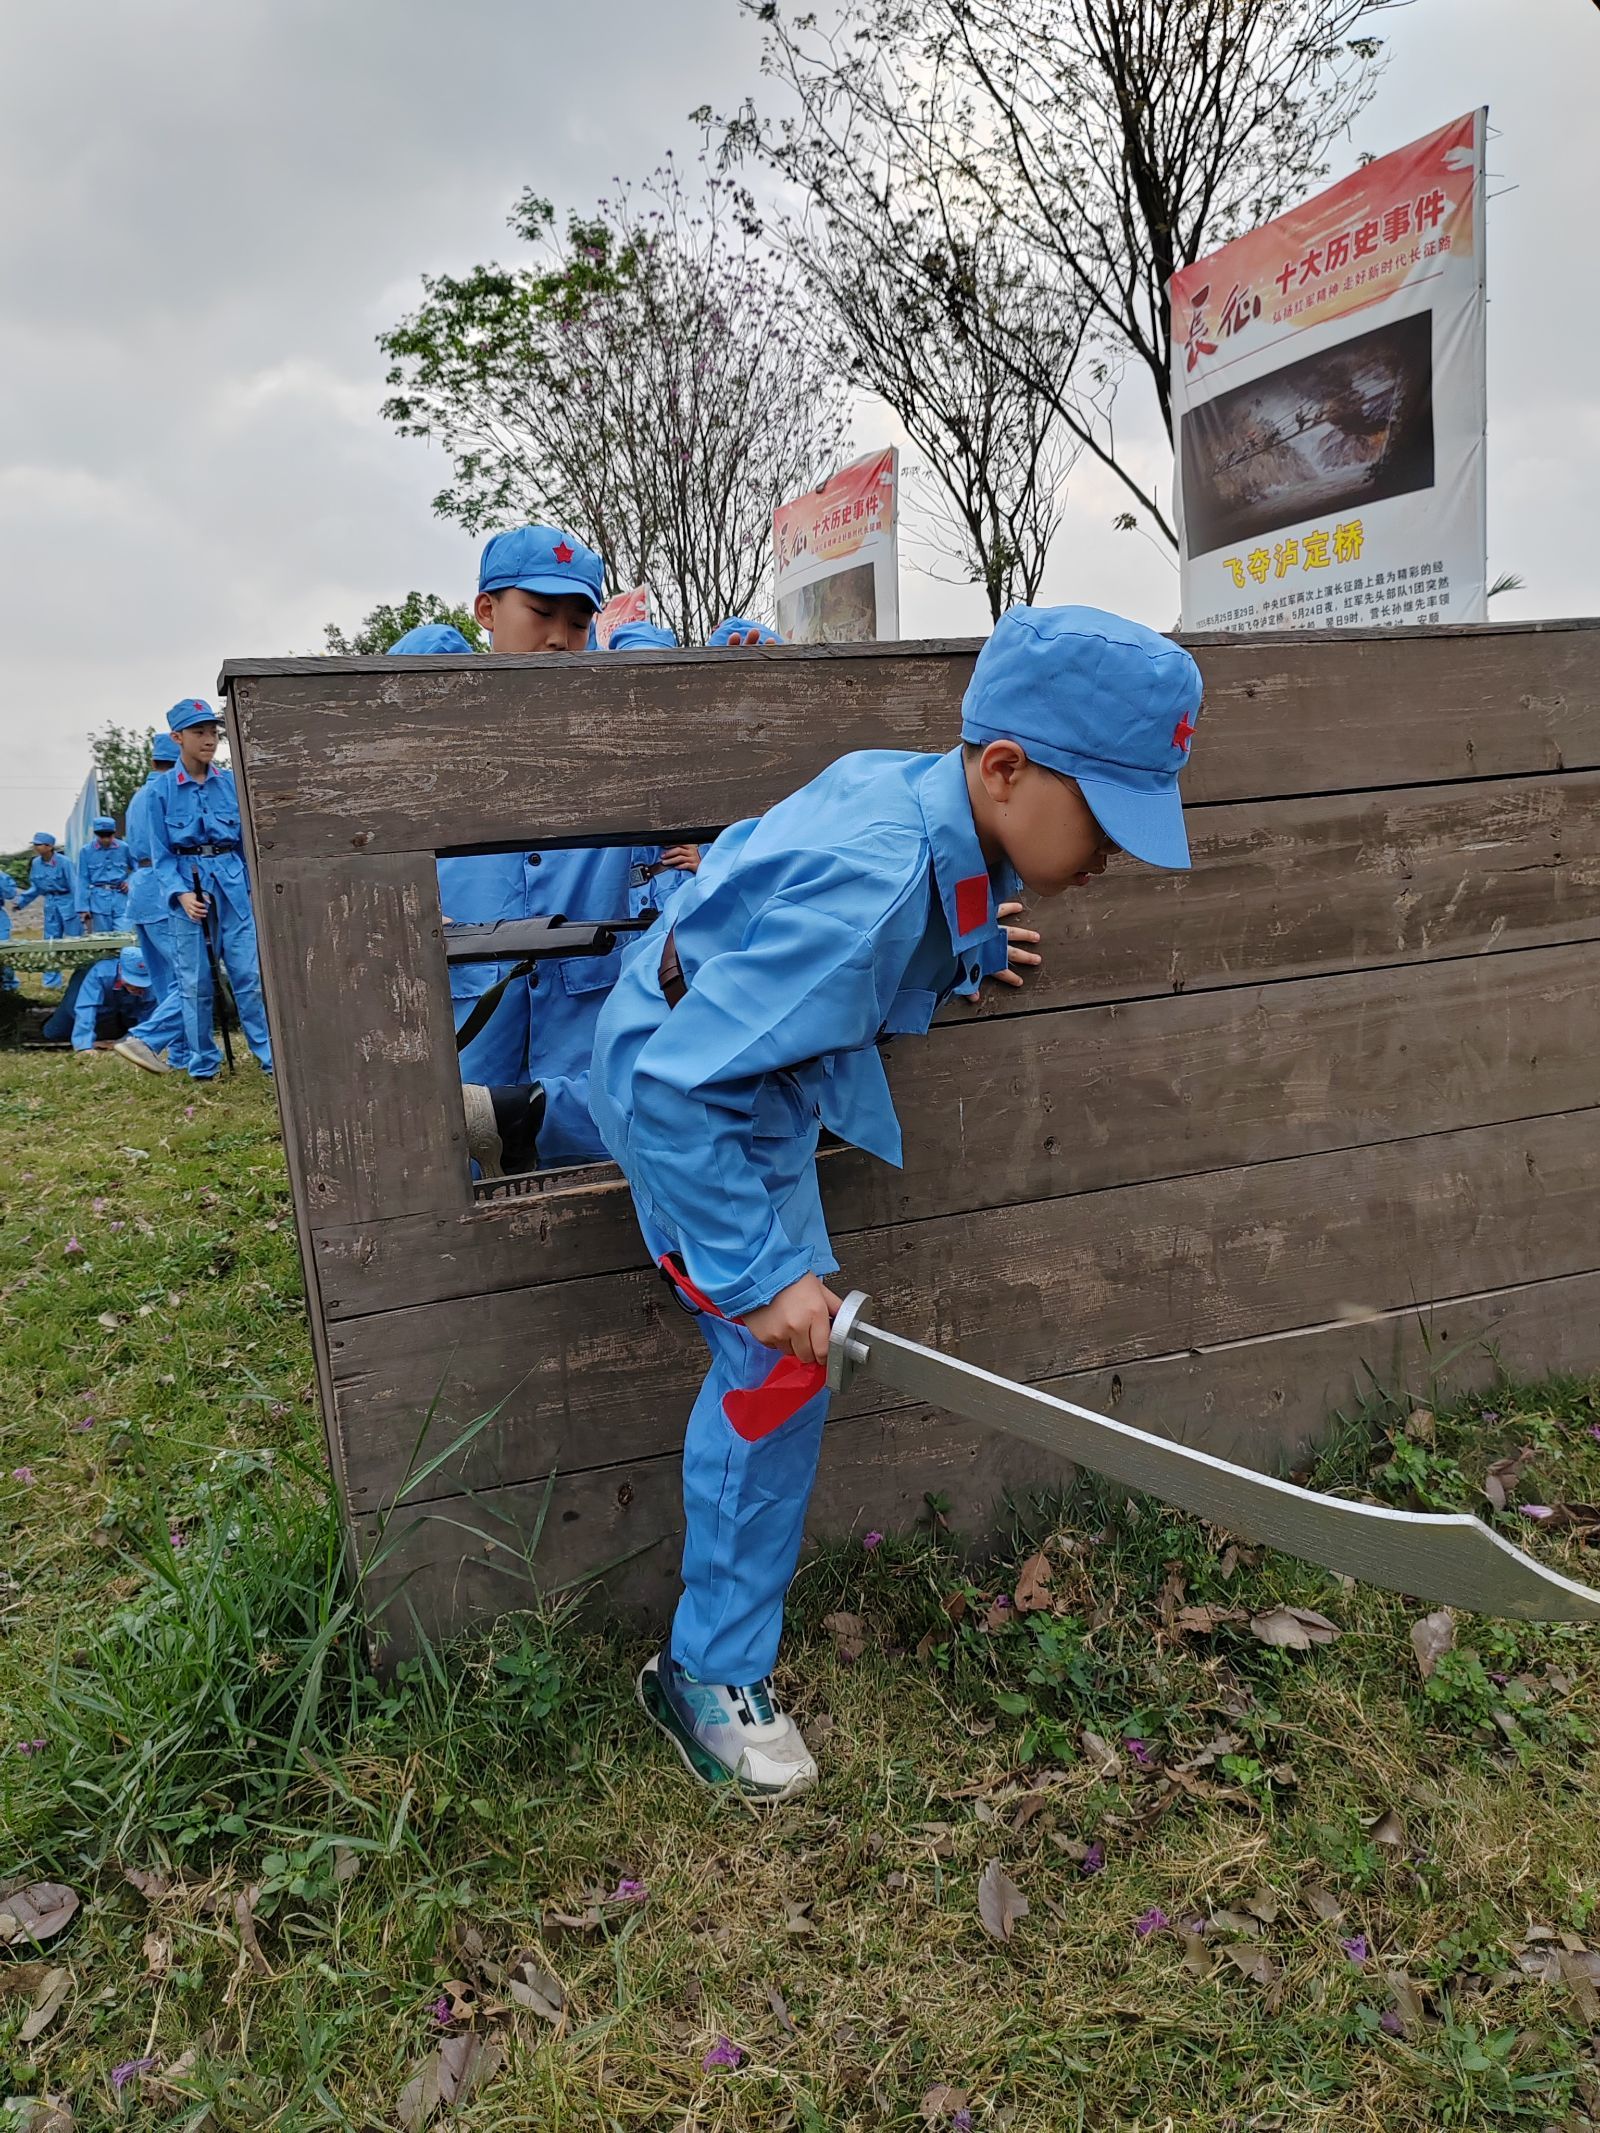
[{"x1": 1, "y1": 0, "x2": 1595, "y2": 849}]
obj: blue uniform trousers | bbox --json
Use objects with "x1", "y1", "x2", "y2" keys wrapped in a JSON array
[
  {"x1": 41, "y1": 894, "x2": 82, "y2": 986},
  {"x1": 631, "y1": 1124, "x2": 834, "y2": 1687},
  {"x1": 173, "y1": 875, "x2": 273, "y2": 1076},
  {"x1": 131, "y1": 916, "x2": 190, "y2": 1068}
]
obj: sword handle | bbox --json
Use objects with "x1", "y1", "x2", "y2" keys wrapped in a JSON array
[{"x1": 826, "y1": 1289, "x2": 876, "y2": 1396}]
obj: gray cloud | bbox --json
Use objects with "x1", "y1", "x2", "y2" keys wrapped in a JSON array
[{"x1": 1, "y1": 0, "x2": 1595, "y2": 846}]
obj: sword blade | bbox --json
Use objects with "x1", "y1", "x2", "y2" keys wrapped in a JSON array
[{"x1": 825, "y1": 1294, "x2": 1600, "y2": 1623}]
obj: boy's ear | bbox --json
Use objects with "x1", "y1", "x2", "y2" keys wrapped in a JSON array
[
  {"x1": 473, "y1": 591, "x2": 497, "y2": 629},
  {"x1": 976, "y1": 738, "x2": 1028, "y2": 803}
]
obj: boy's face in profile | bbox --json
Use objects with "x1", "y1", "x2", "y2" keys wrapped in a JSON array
[
  {"x1": 474, "y1": 587, "x2": 595, "y2": 654},
  {"x1": 969, "y1": 741, "x2": 1118, "y2": 897}
]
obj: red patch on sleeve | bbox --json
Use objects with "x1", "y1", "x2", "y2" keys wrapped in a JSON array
[
  {"x1": 954, "y1": 873, "x2": 991, "y2": 937},
  {"x1": 723, "y1": 1355, "x2": 828, "y2": 1441}
]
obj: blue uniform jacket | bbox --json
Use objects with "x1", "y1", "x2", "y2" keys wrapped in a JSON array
[
  {"x1": 143, "y1": 763, "x2": 251, "y2": 910},
  {"x1": 71, "y1": 957, "x2": 151, "y2": 1049},
  {"x1": 18, "y1": 854, "x2": 74, "y2": 908},
  {"x1": 77, "y1": 836, "x2": 132, "y2": 920},
  {"x1": 0, "y1": 871, "x2": 16, "y2": 941},
  {"x1": 124, "y1": 774, "x2": 173, "y2": 927},
  {"x1": 590, "y1": 745, "x2": 1016, "y2": 1315}
]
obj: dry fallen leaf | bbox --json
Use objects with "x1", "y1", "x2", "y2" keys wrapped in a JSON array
[
  {"x1": 920, "y1": 2085, "x2": 971, "y2": 2122},
  {"x1": 1386, "y1": 1970, "x2": 1426, "y2": 2033},
  {"x1": 332, "y1": 1844, "x2": 362, "y2": 1884},
  {"x1": 1248, "y1": 1606, "x2": 1341, "y2": 1651},
  {"x1": 1559, "y1": 1950, "x2": 1600, "y2": 2029},
  {"x1": 783, "y1": 1900, "x2": 816, "y2": 1937},
  {"x1": 96, "y1": 1311, "x2": 119, "y2": 1331},
  {"x1": 1013, "y1": 1552, "x2": 1053, "y2": 1613},
  {"x1": 822, "y1": 1612, "x2": 867, "y2": 1664},
  {"x1": 1481, "y1": 1446, "x2": 1539, "y2": 1513},
  {"x1": 1209, "y1": 1908, "x2": 1264, "y2": 1939},
  {"x1": 4, "y1": 2102, "x2": 73, "y2": 2133},
  {"x1": 1181, "y1": 1925, "x2": 1215, "y2": 1976},
  {"x1": 1366, "y1": 1808, "x2": 1406, "y2": 1849},
  {"x1": 233, "y1": 1886, "x2": 271, "y2": 1976},
  {"x1": 17, "y1": 1968, "x2": 71, "y2": 2045},
  {"x1": 397, "y1": 2033, "x2": 505, "y2": 2131},
  {"x1": 1174, "y1": 1728, "x2": 1243, "y2": 1773},
  {"x1": 1079, "y1": 1729, "x2": 1122, "y2": 1777},
  {"x1": 1242, "y1": 1886, "x2": 1281, "y2": 1924},
  {"x1": 976, "y1": 1859, "x2": 1029, "y2": 1945},
  {"x1": 1173, "y1": 1603, "x2": 1247, "y2": 1634},
  {"x1": 1404, "y1": 1407, "x2": 1436, "y2": 1445},
  {"x1": 1409, "y1": 1609, "x2": 1455, "y2": 1680},
  {"x1": 1303, "y1": 1883, "x2": 1345, "y2": 1923},
  {"x1": 767, "y1": 1983, "x2": 796, "y2": 2035},
  {"x1": 1221, "y1": 1943, "x2": 1281, "y2": 1987},
  {"x1": 505, "y1": 1955, "x2": 565, "y2": 2025},
  {"x1": 142, "y1": 1931, "x2": 172, "y2": 1979},
  {"x1": 0, "y1": 1883, "x2": 79, "y2": 1949}
]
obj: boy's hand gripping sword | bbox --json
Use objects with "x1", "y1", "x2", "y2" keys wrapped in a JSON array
[{"x1": 825, "y1": 1292, "x2": 1600, "y2": 1623}]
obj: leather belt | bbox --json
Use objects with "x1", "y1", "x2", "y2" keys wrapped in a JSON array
[
  {"x1": 176, "y1": 842, "x2": 238, "y2": 858},
  {"x1": 659, "y1": 927, "x2": 687, "y2": 1008},
  {"x1": 135, "y1": 858, "x2": 152, "y2": 868}
]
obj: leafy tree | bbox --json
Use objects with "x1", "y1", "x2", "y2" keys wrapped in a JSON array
[
  {"x1": 720, "y1": 0, "x2": 1397, "y2": 546},
  {"x1": 2, "y1": 851, "x2": 31, "y2": 889},
  {"x1": 324, "y1": 591, "x2": 486, "y2": 655},
  {"x1": 91, "y1": 723, "x2": 158, "y2": 827},
  {"x1": 379, "y1": 160, "x2": 850, "y2": 642}
]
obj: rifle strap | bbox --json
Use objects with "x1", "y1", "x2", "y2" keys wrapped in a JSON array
[{"x1": 454, "y1": 957, "x2": 538, "y2": 1055}]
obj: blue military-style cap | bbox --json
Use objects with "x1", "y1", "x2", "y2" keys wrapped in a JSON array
[
  {"x1": 167, "y1": 697, "x2": 219, "y2": 733},
  {"x1": 960, "y1": 605, "x2": 1203, "y2": 870},
  {"x1": 92, "y1": 814, "x2": 118, "y2": 834},
  {"x1": 387, "y1": 623, "x2": 475, "y2": 655},
  {"x1": 478, "y1": 524, "x2": 605, "y2": 610},
  {"x1": 609, "y1": 621, "x2": 679, "y2": 652},
  {"x1": 151, "y1": 733, "x2": 180, "y2": 764},
  {"x1": 707, "y1": 615, "x2": 783, "y2": 647},
  {"x1": 117, "y1": 945, "x2": 151, "y2": 986},
  {"x1": 31, "y1": 830, "x2": 56, "y2": 846}
]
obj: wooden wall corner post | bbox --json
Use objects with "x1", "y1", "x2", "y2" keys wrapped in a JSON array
[{"x1": 221, "y1": 625, "x2": 1600, "y2": 1661}]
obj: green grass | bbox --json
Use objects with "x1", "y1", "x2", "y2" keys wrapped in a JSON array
[{"x1": 4, "y1": 1050, "x2": 1600, "y2": 2130}]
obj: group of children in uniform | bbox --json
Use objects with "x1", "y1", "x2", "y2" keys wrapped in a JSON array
[
  {"x1": 384, "y1": 518, "x2": 1208, "y2": 1804},
  {"x1": 22, "y1": 701, "x2": 274, "y2": 1077}
]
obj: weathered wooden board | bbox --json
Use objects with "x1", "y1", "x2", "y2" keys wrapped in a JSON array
[
  {"x1": 315, "y1": 936, "x2": 1600, "y2": 1318},
  {"x1": 223, "y1": 619, "x2": 1600, "y2": 862},
  {"x1": 259, "y1": 853, "x2": 466, "y2": 1228},
  {"x1": 330, "y1": 1109, "x2": 1600, "y2": 1513},
  {"x1": 351, "y1": 1268, "x2": 1600, "y2": 1651}
]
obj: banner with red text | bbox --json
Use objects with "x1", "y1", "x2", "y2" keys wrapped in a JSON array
[
  {"x1": 1171, "y1": 110, "x2": 1486, "y2": 633},
  {"x1": 773, "y1": 447, "x2": 899, "y2": 643}
]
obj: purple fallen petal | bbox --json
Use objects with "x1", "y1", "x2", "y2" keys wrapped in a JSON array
[
  {"x1": 1519, "y1": 1505, "x2": 1555, "y2": 1520},
  {"x1": 1134, "y1": 1906, "x2": 1170, "y2": 1937},
  {"x1": 701, "y1": 2036, "x2": 744, "y2": 2071},
  {"x1": 1079, "y1": 1841, "x2": 1105, "y2": 1877},
  {"x1": 1341, "y1": 1934, "x2": 1369, "y2": 1964},
  {"x1": 1379, "y1": 2009, "x2": 1405, "y2": 2036}
]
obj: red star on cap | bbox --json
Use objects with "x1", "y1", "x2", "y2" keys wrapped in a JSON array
[
  {"x1": 1173, "y1": 714, "x2": 1196, "y2": 751},
  {"x1": 553, "y1": 540, "x2": 575, "y2": 565}
]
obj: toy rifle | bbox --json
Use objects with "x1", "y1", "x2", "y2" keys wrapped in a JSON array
[
  {"x1": 825, "y1": 1292, "x2": 1600, "y2": 1623},
  {"x1": 443, "y1": 916, "x2": 654, "y2": 1055},
  {"x1": 193, "y1": 866, "x2": 237, "y2": 1075}
]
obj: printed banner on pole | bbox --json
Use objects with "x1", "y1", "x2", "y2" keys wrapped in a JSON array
[
  {"x1": 594, "y1": 584, "x2": 650, "y2": 649},
  {"x1": 773, "y1": 447, "x2": 899, "y2": 643},
  {"x1": 64, "y1": 767, "x2": 99, "y2": 865},
  {"x1": 1171, "y1": 109, "x2": 1487, "y2": 634}
]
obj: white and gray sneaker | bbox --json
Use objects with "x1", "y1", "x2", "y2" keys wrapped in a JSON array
[
  {"x1": 114, "y1": 1035, "x2": 168, "y2": 1074},
  {"x1": 637, "y1": 1648, "x2": 818, "y2": 1800}
]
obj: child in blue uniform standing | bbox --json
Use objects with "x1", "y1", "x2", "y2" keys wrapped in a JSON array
[
  {"x1": 17, "y1": 832, "x2": 81, "y2": 987},
  {"x1": 119, "y1": 731, "x2": 190, "y2": 1073},
  {"x1": 0, "y1": 868, "x2": 18, "y2": 990},
  {"x1": 144, "y1": 699, "x2": 273, "y2": 1079},
  {"x1": 590, "y1": 604, "x2": 1205, "y2": 1799},
  {"x1": 76, "y1": 815, "x2": 132, "y2": 933}
]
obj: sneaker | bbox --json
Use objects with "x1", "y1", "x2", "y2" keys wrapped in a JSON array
[
  {"x1": 462, "y1": 1082, "x2": 546, "y2": 1178},
  {"x1": 637, "y1": 1648, "x2": 819, "y2": 1800},
  {"x1": 114, "y1": 1035, "x2": 168, "y2": 1075}
]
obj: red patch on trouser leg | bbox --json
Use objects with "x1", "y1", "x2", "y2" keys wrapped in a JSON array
[{"x1": 723, "y1": 1355, "x2": 827, "y2": 1441}]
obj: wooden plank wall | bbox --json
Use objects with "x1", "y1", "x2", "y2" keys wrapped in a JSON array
[{"x1": 222, "y1": 621, "x2": 1600, "y2": 1656}]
